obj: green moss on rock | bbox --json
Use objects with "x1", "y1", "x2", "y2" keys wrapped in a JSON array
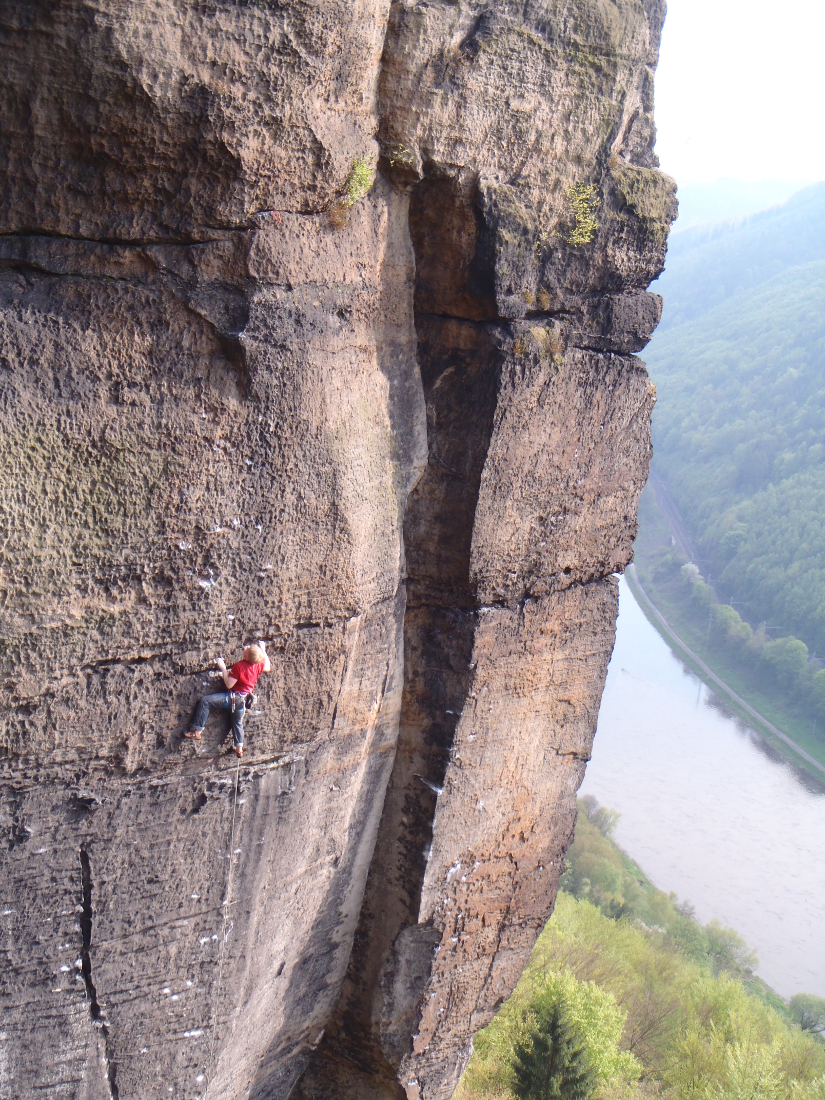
[{"x1": 610, "y1": 161, "x2": 677, "y2": 243}]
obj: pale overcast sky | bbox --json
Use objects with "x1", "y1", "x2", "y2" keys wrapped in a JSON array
[{"x1": 654, "y1": 0, "x2": 825, "y2": 184}]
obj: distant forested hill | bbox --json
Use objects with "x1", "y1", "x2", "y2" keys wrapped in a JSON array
[
  {"x1": 654, "y1": 184, "x2": 825, "y2": 328},
  {"x1": 645, "y1": 183, "x2": 825, "y2": 654}
]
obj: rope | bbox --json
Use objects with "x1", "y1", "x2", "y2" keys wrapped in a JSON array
[{"x1": 206, "y1": 751, "x2": 242, "y2": 1085}]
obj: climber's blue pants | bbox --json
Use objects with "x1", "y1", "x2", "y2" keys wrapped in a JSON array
[{"x1": 191, "y1": 692, "x2": 246, "y2": 746}]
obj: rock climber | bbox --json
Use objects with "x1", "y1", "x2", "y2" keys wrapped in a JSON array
[{"x1": 185, "y1": 642, "x2": 271, "y2": 758}]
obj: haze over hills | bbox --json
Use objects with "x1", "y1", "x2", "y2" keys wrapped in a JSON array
[
  {"x1": 654, "y1": 183, "x2": 825, "y2": 328},
  {"x1": 645, "y1": 182, "x2": 825, "y2": 654},
  {"x1": 670, "y1": 179, "x2": 812, "y2": 235}
]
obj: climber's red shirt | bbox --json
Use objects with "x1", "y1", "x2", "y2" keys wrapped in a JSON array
[{"x1": 229, "y1": 660, "x2": 264, "y2": 695}]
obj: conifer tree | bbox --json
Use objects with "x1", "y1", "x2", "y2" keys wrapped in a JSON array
[{"x1": 510, "y1": 1004, "x2": 597, "y2": 1100}]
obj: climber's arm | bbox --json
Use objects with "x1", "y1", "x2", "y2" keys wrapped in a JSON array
[{"x1": 215, "y1": 657, "x2": 238, "y2": 690}]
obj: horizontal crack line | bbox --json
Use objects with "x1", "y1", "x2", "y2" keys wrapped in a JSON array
[{"x1": 0, "y1": 210, "x2": 329, "y2": 249}]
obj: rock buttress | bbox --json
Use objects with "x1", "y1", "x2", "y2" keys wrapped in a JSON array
[
  {"x1": 295, "y1": 2, "x2": 674, "y2": 1099},
  {"x1": 0, "y1": 2, "x2": 674, "y2": 1099}
]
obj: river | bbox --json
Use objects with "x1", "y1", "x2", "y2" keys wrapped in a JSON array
[{"x1": 580, "y1": 577, "x2": 825, "y2": 999}]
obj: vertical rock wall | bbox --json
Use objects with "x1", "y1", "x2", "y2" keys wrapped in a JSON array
[
  {"x1": 0, "y1": 2, "x2": 674, "y2": 1098},
  {"x1": 296, "y1": 5, "x2": 673, "y2": 1097}
]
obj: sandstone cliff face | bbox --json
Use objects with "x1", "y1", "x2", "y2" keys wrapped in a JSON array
[{"x1": 0, "y1": 3, "x2": 674, "y2": 1099}]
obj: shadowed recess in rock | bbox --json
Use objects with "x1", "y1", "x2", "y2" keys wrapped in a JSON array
[{"x1": 293, "y1": 170, "x2": 505, "y2": 1100}]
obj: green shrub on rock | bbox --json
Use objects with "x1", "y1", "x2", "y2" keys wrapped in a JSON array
[{"x1": 567, "y1": 183, "x2": 600, "y2": 245}]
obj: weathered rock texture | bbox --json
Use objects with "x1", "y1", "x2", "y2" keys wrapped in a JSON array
[{"x1": 0, "y1": 2, "x2": 674, "y2": 1098}]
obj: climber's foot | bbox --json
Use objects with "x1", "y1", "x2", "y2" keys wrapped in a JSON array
[
  {"x1": 233, "y1": 745, "x2": 243, "y2": 758},
  {"x1": 184, "y1": 730, "x2": 202, "y2": 741}
]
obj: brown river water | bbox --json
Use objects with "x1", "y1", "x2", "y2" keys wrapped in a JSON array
[{"x1": 580, "y1": 577, "x2": 825, "y2": 999}]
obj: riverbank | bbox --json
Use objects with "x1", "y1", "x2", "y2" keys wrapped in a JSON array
[
  {"x1": 626, "y1": 565, "x2": 825, "y2": 780},
  {"x1": 631, "y1": 484, "x2": 825, "y2": 780}
]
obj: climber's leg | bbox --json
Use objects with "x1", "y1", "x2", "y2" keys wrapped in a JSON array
[
  {"x1": 231, "y1": 698, "x2": 246, "y2": 757},
  {"x1": 186, "y1": 692, "x2": 230, "y2": 739}
]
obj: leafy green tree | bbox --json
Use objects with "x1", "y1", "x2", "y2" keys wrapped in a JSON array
[
  {"x1": 746, "y1": 623, "x2": 769, "y2": 657},
  {"x1": 691, "y1": 580, "x2": 716, "y2": 609},
  {"x1": 712, "y1": 604, "x2": 754, "y2": 645},
  {"x1": 715, "y1": 1040, "x2": 782, "y2": 1100},
  {"x1": 581, "y1": 794, "x2": 620, "y2": 838},
  {"x1": 791, "y1": 1076, "x2": 825, "y2": 1100},
  {"x1": 761, "y1": 637, "x2": 809, "y2": 684},
  {"x1": 457, "y1": 828, "x2": 825, "y2": 1100},
  {"x1": 511, "y1": 1005, "x2": 597, "y2": 1100},
  {"x1": 681, "y1": 562, "x2": 701, "y2": 586},
  {"x1": 462, "y1": 953, "x2": 641, "y2": 1099},
  {"x1": 720, "y1": 522, "x2": 749, "y2": 557},
  {"x1": 790, "y1": 994, "x2": 825, "y2": 1034},
  {"x1": 705, "y1": 920, "x2": 759, "y2": 976}
]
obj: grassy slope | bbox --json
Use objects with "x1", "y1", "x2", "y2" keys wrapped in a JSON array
[{"x1": 631, "y1": 484, "x2": 825, "y2": 778}]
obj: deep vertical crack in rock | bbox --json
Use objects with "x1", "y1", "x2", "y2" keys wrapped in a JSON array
[
  {"x1": 79, "y1": 849, "x2": 101, "y2": 1020},
  {"x1": 79, "y1": 848, "x2": 119, "y2": 1100},
  {"x1": 295, "y1": 4, "x2": 671, "y2": 1078},
  {"x1": 293, "y1": 174, "x2": 503, "y2": 1100}
]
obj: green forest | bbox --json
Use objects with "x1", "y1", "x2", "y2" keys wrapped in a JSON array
[
  {"x1": 455, "y1": 800, "x2": 825, "y2": 1100},
  {"x1": 636, "y1": 185, "x2": 825, "y2": 739}
]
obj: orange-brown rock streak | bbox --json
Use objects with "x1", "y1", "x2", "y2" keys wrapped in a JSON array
[{"x1": 296, "y1": 0, "x2": 670, "y2": 1096}]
